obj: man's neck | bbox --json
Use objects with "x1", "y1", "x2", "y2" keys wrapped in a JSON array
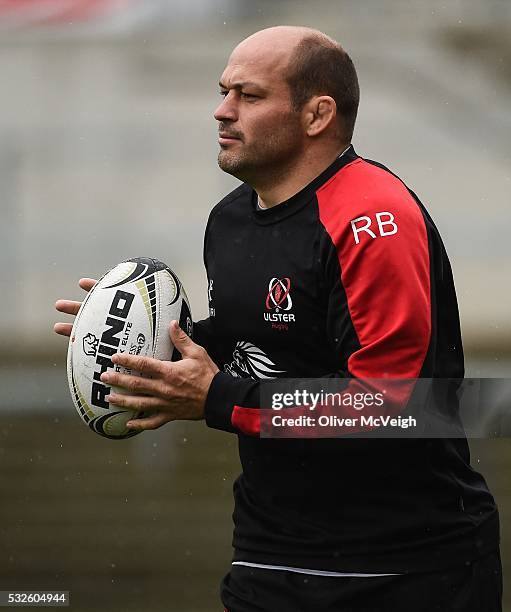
[{"x1": 256, "y1": 144, "x2": 350, "y2": 209}]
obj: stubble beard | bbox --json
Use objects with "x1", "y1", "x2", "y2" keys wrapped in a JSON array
[{"x1": 217, "y1": 115, "x2": 304, "y2": 187}]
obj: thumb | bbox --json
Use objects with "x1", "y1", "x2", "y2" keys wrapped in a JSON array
[{"x1": 169, "y1": 320, "x2": 194, "y2": 357}]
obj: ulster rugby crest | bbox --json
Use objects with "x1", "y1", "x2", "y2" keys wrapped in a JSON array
[
  {"x1": 264, "y1": 277, "x2": 295, "y2": 330},
  {"x1": 266, "y1": 277, "x2": 292, "y2": 311}
]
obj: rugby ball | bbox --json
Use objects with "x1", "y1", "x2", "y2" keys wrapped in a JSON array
[{"x1": 67, "y1": 257, "x2": 192, "y2": 440}]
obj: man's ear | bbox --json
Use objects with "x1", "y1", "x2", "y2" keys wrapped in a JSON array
[{"x1": 303, "y1": 95, "x2": 337, "y2": 137}]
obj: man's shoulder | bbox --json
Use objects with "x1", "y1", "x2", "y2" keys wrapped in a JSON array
[
  {"x1": 209, "y1": 183, "x2": 252, "y2": 221},
  {"x1": 318, "y1": 154, "x2": 424, "y2": 220}
]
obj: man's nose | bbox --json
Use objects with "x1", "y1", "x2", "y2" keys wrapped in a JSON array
[{"x1": 214, "y1": 93, "x2": 238, "y2": 123}]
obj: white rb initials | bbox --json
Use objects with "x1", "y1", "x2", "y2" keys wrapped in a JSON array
[{"x1": 350, "y1": 212, "x2": 398, "y2": 244}]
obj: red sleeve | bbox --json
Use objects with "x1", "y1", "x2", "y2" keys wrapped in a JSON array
[{"x1": 317, "y1": 158, "x2": 431, "y2": 379}]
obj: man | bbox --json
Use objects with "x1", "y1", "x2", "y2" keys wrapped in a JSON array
[{"x1": 56, "y1": 26, "x2": 501, "y2": 612}]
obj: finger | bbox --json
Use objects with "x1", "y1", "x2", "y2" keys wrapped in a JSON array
[
  {"x1": 107, "y1": 393, "x2": 163, "y2": 412},
  {"x1": 101, "y1": 370, "x2": 162, "y2": 395},
  {"x1": 54, "y1": 322, "x2": 73, "y2": 337},
  {"x1": 79, "y1": 278, "x2": 97, "y2": 292},
  {"x1": 169, "y1": 320, "x2": 197, "y2": 357},
  {"x1": 126, "y1": 412, "x2": 173, "y2": 431},
  {"x1": 55, "y1": 300, "x2": 82, "y2": 316},
  {"x1": 111, "y1": 353, "x2": 167, "y2": 377}
]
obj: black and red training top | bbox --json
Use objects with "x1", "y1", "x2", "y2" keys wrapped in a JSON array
[{"x1": 194, "y1": 145, "x2": 499, "y2": 574}]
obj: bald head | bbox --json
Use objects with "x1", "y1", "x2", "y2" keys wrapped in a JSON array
[
  {"x1": 233, "y1": 25, "x2": 340, "y2": 56},
  {"x1": 230, "y1": 26, "x2": 340, "y2": 77},
  {"x1": 230, "y1": 26, "x2": 359, "y2": 142}
]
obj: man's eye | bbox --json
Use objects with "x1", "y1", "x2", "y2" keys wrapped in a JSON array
[
  {"x1": 219, "y1": 90, "x2": 228, "y2": 97},
  {"x1": 241, "y1": 92, "x2": 258, "y2": 100}
]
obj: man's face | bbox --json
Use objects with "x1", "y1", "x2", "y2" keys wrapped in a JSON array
[{"x1": 214, "y1": 41, "x2": 305, "y2": 184}]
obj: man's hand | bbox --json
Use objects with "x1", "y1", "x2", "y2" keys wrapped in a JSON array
[
  {"x1": 54, "y1": 278, "x2": 97, "y2": 337},
  {"x1": 100, "y1": 320, "x2": 219, "y2": 431}
]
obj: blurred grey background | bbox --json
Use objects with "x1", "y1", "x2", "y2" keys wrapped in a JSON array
[{"x1": 0, "y1": 1, "x2": 510, "y2": 611}]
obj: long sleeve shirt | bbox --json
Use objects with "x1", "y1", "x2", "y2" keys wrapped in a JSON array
[{"x1": 194, "y1": 145, "x2": 499, "y2": 573}]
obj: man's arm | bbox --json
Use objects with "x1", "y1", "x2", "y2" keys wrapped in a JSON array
[{"x1": 203, "y1": 176, "x2": 433, "y2": 436}]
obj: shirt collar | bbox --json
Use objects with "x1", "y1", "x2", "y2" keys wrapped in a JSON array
[
  {"x1": 256, "y1": 145, "x2": 353, "y2": 211},
  {"x1": 252, "y1": 144, "x2": 358, "y2": 224}
]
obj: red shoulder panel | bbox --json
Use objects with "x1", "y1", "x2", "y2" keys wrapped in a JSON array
[{"x1": 317, "y1": 159, "x2": 431, "y2": 378}]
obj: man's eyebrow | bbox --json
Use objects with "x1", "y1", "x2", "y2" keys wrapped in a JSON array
[{"x1": 219, "y1": 80, "x2": 266, "y2": 91}]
